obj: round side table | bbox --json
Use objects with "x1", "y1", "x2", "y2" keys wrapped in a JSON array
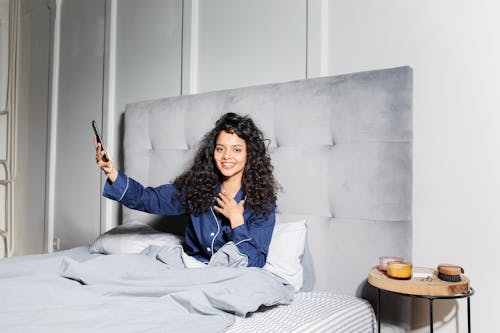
[{"x1": 368, "y1": 267, "x2": 474, "y2": 333}]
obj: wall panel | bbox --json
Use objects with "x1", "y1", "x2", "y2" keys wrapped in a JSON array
[
  {"x1": 108, "y1": 0, "x2": 182, "y2": 228},
  {"x1": 114, "y1": 0, "x2": 182, "y2": 115},
  {"x1": 13, "y1": 0, "x2": 51, "y2": 255},
  {"x1": 0, "y1": 0, "x2": 8, "y2": 109},
  {"x1": 54, "y1": 0, "x2": 105, "y2": 249},
  {"x1": 194, "y1": 0, "x2": 306, "y2": 93}
]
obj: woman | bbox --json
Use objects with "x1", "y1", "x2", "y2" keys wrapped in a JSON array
[{"x1": 95, "y1": 113, "x2": 279, "y2": 267}]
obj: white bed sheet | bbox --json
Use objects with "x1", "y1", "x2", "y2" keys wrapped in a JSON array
[{"x1": 227, "y1": 292, "x2": 376, "y2": 333}]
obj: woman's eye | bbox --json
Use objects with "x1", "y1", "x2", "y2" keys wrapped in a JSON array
[
  {"x1": 234, "y1": 148, "x2": 241, "y2": 153},
  {"x1": 216, "y1": 147, "x2": 223, "y2": 152}
]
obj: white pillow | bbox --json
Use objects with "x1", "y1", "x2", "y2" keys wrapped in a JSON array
[
  {"x1": 263, "y1": 220, "x2": 307, "y2": 291},
  {"x1": 89, "y1": 221, "x2": 183, "y2": 254}
]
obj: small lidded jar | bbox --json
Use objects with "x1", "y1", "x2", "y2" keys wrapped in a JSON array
[{"x1": 378, "y1": 256, "x2": 404, "y2": 271}]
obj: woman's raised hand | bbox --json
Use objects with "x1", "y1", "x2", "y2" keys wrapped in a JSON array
[
  {"x1": 214, "y1": 191, "x2": 245, "y2": 228},
  {"x1": 94, "y1": 135, "x2": 118, "y2": 183}
]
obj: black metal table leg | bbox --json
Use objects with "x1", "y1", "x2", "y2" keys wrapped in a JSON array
[
  {"x1": 377, "y1": 288, "x2": 381, "y2": 333},
  {"x1": 429, "y1": 299, "x2": 434, "y2": 333},
  {"x1": 467, "y1": 296, "x2": 471, "y2": 333}
]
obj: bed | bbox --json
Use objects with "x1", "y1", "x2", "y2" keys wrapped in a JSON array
[{"x1": 0, "y1": 66, "x2": 412, "y2": 332}]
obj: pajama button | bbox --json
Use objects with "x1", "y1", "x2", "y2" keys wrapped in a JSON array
[
  {"x1": 210, "y1": 232, "x2": 215, "y2": 237},
  {"x1": 207, "y1": 247, "x2": 211, "y2": 252}
]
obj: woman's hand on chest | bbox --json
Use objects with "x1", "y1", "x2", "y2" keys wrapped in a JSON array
[{"x1": 213, "y1": 191, "x2": 244, "y2": 228}]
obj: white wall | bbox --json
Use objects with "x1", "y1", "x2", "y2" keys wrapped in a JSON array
[
  {"x1": 322, "y1": 1, "x2": 500, "y2": 331},
  {"x1": 11, "y1": 0, "x2": 499, "y2": 330}
]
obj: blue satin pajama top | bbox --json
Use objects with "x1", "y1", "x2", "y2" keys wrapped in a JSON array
[{"x1": 103, "y1": 171, "x2": 275, "y2": 267}]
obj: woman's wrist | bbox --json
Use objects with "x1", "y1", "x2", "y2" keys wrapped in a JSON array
[
  {"x1": 230, "y1": 214, "x2": 244, "y2": 228},
  {"x1": 106, "y1": 168, "x2": 118, "y2": 184}
]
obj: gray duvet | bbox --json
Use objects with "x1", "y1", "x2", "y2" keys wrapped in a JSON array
[{"x1": 0, "y1": 243, "x2": 294, "y2": 333}]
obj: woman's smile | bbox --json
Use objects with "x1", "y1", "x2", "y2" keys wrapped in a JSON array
[{"x1": 221, "y1": 162, "x2": 236, "y2": 169}]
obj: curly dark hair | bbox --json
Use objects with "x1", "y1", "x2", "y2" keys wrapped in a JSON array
[{"x1": 174, "y1": 112, "x2": 278, "y2": 217}]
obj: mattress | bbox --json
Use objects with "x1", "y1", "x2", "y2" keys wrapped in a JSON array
[{"x1": 227, "y1": 292, "x2": 376, "y2": 333}]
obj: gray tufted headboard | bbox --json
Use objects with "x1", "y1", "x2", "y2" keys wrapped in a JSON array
[{"x1": 121, "y1": 66, "x2": 413, "y2": 296}]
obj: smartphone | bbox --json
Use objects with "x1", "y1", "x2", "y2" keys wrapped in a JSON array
[{"x1": 91, "y1": 120, "x2": 109, "y2": 162}]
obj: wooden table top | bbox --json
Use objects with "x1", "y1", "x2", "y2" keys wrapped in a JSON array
[{"x1": 368, "y1": 267, "x2": 470, "y2": 297}]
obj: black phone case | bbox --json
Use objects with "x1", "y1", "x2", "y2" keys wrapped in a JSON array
[{"x1": 92, "y1": 121, "x2": 109, "y2": 162}]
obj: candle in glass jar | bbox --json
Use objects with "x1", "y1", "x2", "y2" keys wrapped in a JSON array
[{"x1": 378, "y1": 256, "x2": 404, "y2": 271}]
